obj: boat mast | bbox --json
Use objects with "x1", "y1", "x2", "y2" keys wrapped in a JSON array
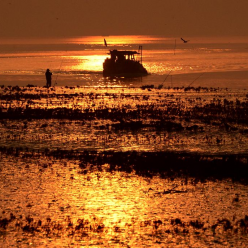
[
  {"x1": 139, "y1": 45, "x2": 143, "y2": 65},
  {"x1": 141, "y1": 46, "x2": 142, "y2": 65}
]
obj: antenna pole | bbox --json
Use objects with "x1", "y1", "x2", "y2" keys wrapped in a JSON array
[
  {"x1": 140, "y1": 46, "x2": 142, "y2": 64},
  {"x1": 187, "y1": 72, "x2": 205, "y2": 87},
  {"x1": 174, "y1": 39, "x2": 176, "y2": 55}
]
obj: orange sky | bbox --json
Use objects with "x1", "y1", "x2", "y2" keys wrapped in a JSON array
[{"x1": 0, "y1": 0, "x2": 248, "y2": 38}]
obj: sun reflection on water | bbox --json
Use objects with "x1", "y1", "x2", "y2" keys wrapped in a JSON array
[
  {"x1": 1, "y1": 154, "x2": 248, "y2": 247},
  {"x1": 1, "y1": 86, "x2": 248, "y2": 246},
  {"x1": 63, "y1": 54, "x2": 106, "y2": 72},
  {"x1": 62, "y1": 35, "x2": 170, "y2": 73}
]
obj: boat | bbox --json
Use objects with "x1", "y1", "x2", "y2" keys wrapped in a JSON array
[{"x1": 103, "y1": 47, "x2": 148, "y2": 77}]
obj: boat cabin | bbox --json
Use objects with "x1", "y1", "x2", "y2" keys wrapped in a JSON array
[
  {"x1": 103, "y1": 49, "x2": 148, "y2": 76},
  {"x1": 108, "y1": 50, "x2": 139, "y2": 62}
]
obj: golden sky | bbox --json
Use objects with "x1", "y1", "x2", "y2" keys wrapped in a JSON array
[{"x1": 0, "y1": 0, "x2": 248, "y2": 38}]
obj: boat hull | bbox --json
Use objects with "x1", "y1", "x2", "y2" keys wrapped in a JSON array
[{"x1": 103, "y1": 58, "x2": 148, "y2": 77}]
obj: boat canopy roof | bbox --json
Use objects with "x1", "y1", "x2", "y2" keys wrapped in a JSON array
[{"x1": 108, "y1": 50, "x2": 139, "y2": 56}]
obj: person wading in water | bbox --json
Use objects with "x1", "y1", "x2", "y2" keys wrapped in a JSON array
[{"x1": 45, "y1": 69, "x2": 52, "y2": 87}]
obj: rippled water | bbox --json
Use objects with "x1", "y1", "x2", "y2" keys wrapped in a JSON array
[
  {"x1": 1, "y1": 86, "x2": 248, "y2": 154},
  {"x1": 1, "y1": 153, "x2": 248, "y2": 247},
  {"x1": 1, "y1": 86, "x2": 248, "y2": 247},
  {"x1": 1, "y1": 35, "x2": 248, "y2": 247}
]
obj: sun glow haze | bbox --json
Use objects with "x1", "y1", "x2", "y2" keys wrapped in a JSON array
[
  {"x1": 63, "y1": 35, "x2": 169, "y2": 73},
  {"x1": 67, "y1": 35, "x2": 170, "y2": 45}
]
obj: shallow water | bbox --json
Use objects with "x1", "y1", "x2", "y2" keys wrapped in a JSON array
[
  {"x1": 1, "y1": 86, "x2": 248, "y2": 154},
  {"x1": 1, "y1": 153, "x2": 248, "y2": 247},
  {"x1": 1, "y1": 35, "x2": 248, "y2": 246},
  {"x1": 1, "y1": 86, "x2": 248, "y2": 247}
]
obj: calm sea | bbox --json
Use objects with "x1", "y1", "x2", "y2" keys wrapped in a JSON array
[{"x1": 0, "y1": 35, "x2": 248, "y2": 88}]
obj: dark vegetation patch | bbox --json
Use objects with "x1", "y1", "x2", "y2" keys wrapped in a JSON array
[
  {"x1": 78, "y1": 151, "x2": 248, "y2": 183},
  {"x1": 1, "y1": 86, "x2": 248, "y2": 182},
  {"x1": 1, "y1": 148, "x2": 248, "y2": 183},
  {"x1": 0, "y1": 86, "x2": 248, "y2": 125},
  {"x1": 1, "y1": 212, "x2": 248, "y2": 239}
]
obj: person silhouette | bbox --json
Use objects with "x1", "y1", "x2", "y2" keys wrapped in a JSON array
[{"x1": 45, "y1": 69, "x2": 52, "y2": 87}]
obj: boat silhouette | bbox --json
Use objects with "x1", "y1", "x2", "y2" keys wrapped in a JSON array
[{"x1": 103, "y1": 47, "x2": 148, "y2": 77}]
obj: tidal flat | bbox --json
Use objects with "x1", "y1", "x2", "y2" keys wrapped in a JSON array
[{"x1": 1, "y1": 85, "x2": 248, "y2": 247}]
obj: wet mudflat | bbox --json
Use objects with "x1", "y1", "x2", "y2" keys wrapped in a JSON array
[{"x1": 1, "y1": 85, "x2": 248, "y2": 247}]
